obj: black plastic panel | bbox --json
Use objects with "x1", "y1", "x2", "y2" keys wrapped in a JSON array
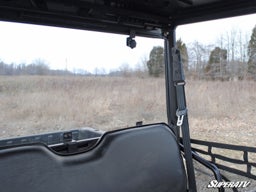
[
  {"x1": 0, "y1": 0, "x2": 255, "y2": 38},
  {"x1": 0, "y1": 127, "x2": 103, "y2": 149}
]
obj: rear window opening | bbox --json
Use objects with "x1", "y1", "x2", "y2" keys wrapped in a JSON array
[{"x1": 0, "y1": 21, "x2": 167, "y2": 139}]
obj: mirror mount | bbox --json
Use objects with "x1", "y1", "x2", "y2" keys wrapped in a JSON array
[{"x1": 126, "y1": 30, "x2": 136, "y2": 49}]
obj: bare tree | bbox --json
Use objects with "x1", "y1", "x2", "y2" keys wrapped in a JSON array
[
  {"x1": 119, "y1": 63, "x2": 131, "y2": 77},
  {"x1": 216, "y1": 29, "x2": 250, "y2": 80},
  {"x1": 188, "y1": 41, "x2": 212, "y2": 79}
]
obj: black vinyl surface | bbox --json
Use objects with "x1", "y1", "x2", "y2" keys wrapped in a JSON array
[
  {"x1": 0, "y1": 0, "x2": 255, "y2": 38},
  {"x1": 0, "y1": 124, "x2": 187, "y2": 192}
]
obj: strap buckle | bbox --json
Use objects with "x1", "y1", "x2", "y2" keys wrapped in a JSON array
[
  {"x1": 176, "y1": 109, "x2": 187, "y2": 126},
  {"x1": 177, "y1": 115, "x2": 184, "y2": 126}
]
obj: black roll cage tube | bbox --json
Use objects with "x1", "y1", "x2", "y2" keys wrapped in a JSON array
[{"x1": 164, "y1": 26, "x2": 198, "y2": 192}]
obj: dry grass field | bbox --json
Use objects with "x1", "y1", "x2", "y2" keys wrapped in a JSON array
[
  {"x1": 1, "y1": 75, "x2": 255, "y2": 146},
  {"x1": 186, "y1": 80, "x2": 256, "y2": 146},
  {"x1": 0, "y1": 75, "x2": 255, "y2": 191},
  {"x1": 0, "y1": 75, "x2": 167, "y2": 138}
]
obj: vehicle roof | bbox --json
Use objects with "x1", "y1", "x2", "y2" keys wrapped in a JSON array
[{"x1": 0, "y1": 0, "x2": 255, "y2": 38}]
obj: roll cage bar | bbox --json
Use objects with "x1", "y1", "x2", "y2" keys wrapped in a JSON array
[
  {"x1": 0, "y1": 0, "x2": 255, "y2": 38},
  {"x1": 0, "y1": 1, "x2": 255, "y2": 192}
]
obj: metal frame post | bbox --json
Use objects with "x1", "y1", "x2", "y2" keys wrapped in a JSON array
[
  {"x1": 164, "y1": 27, "x2": 197, "y2": 192},
  {"x1": 164, "y1": 27, "x2": 178, "y2": 133}
]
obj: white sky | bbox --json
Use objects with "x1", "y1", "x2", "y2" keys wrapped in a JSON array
[
  {"x1": 0, "y1": 13, "x2": 255, "y2": 73},
  {"x1": 176, "y1": 13, "x2": 256, "y2": 44}
]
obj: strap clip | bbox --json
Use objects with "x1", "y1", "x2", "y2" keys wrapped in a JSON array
[
  {"x1": 174, "y1": 80, "x2": 186, "y2": 86},
  {"x1": 176, "y1": 109, "x2": 187, "y2": 126}
]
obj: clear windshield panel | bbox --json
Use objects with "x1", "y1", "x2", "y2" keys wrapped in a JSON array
[
  {"x1": 176, "y1": 13, "x2": 256, "y2": 146},
  {"x1": 176, "y1": 13, "x2": 256, "y2": 191},
  {"x1": 0, "y1": 21, "x2": 166, "y2": 139}
]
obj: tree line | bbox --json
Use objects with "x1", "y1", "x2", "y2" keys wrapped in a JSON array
[
  {"x1": 1, "y1": 25, "x2": 256, "y2": 80},
  {"x1": 0, "y1": 59, "x2": 74, "y2": 76},
  {"x1": 147, "y1": 25, "x2": 256, "y2": 80}
]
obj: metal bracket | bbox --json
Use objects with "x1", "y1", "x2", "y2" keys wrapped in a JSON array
[{"x1": 126, "y1": 30, "x2": 136, "y2": 49}]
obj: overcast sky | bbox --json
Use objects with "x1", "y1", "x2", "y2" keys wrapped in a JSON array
[
  {"x1": 0, "y1": 13, "x2": 255, "y2": 73},
  {"x1": 176, "y1": 13, "x2": 256, "y2": 44}
]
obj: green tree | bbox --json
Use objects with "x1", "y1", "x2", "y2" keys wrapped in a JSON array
[
  {"x1": 205, "y1": 47, "x2": 228, "y2": 80},
  {"x1": 248, "y1": 25, "x2": 256, "y2": 78},
  {"x1": 147, "y1": 46, "x2": 164, "y2": 77},
  {"x1": 177, "y1": 39, "x2": 189, "y2": 72},
  {"x1": 147, "y1": 40, "x2": 188, "y2": 77}
]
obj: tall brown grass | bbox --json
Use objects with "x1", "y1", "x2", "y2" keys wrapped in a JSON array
[
  {"x1": 186, "y1": 80, "x2": 256, "y2": 147},
  {"x1": 0, "y1": 76, "x2": 167, "y2": 138},
  {"x1": 0, "y1": 76, "x2": 255, "y2": 148}
]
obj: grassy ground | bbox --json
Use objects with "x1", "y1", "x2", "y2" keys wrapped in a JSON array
[
  {"x1": 1, "y1": 75, "x2": 255, "y2": 145},
  {"x1": 186, "y1": 80, "x2": 256, "y2": 146},
  {"x1": 0, "y1": 76, "x2": 167, "y2": 137},
  {"x1": 0, "y1": 75, "x2": 255, "y2": 191}
]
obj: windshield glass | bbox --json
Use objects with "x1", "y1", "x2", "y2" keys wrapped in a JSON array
[
  {"x1": 177, "y1": 13, "x2": 256, "y2": 191},
  {"x1": 0, "y1": 21, "x2": 166, "y2": 139},
  {"x1": 176, "y1": 14, "x2": 256, "y2": 146}
]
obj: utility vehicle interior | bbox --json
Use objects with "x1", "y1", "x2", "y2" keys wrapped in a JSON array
[{"x1": 0, "y1": 1, "x2": 255, "y2": 192}]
